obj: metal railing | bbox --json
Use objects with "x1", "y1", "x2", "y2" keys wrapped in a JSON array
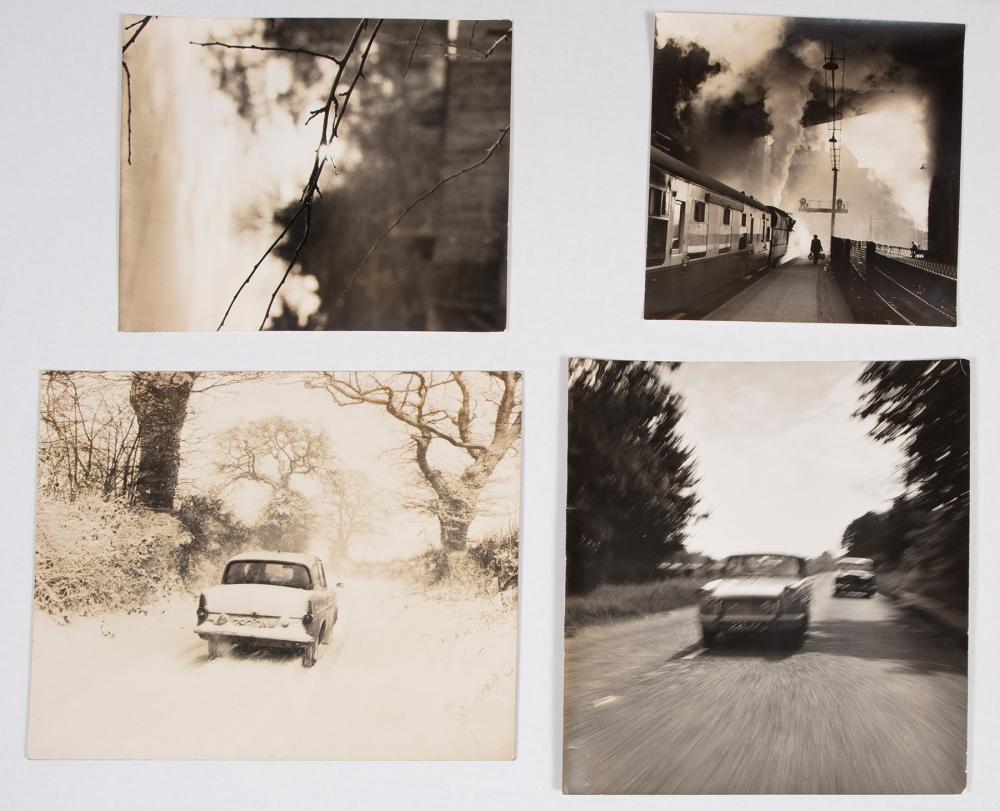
[{"x1": 830, "y1": 238, "x2": 957, "y2": 326}]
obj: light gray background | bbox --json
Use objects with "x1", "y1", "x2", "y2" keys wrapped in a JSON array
[{"x1": 1, "y1": 0, "x2": 996, "y2": 808}]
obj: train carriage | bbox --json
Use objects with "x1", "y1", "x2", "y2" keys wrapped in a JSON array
[{"x1": 645, "y1": 145, "x2": 795, "y2": 318}]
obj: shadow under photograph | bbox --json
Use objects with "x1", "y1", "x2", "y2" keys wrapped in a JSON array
[
  {"x1": 564, "y1": 358, "x2": 969, "y2": 793},
  {"x1": 645, "y1": 13, "x2": 963, "y2": 325}
]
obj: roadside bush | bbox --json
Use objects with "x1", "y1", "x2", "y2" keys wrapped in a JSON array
[
  {"x1": 174, "y1": 494, "x2": 251, "y2": 587},
  {"x1": 467, "y1": 525, "x2": 519, "y2": 591},
  {"x1": 564, "y1": 577, "x2": 706, "y2": 630},
  {"x1": 412, "y1": 526, "x2": 520, "y2": 595},
  {"x1": 35, "y1": 492, "x2": 192, "y2": 619}
]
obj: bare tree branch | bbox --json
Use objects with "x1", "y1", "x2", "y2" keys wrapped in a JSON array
[
  {"x1": 190, "y1": 40, "x2": 343, "y2": 63},
  {"x1": 212, "y1": 19, "x2": 384, "y2": 331},
  {"x1": 121, "y1": 15, "x2": 153, "y2": 166},
  {"x1": 402, "y1": 20, "x2": 426, "y2": 78}
]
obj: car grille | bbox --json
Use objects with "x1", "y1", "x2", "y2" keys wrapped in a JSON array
[{"x1": 723, "y1": 598, "x2": 775, "y2": 615}]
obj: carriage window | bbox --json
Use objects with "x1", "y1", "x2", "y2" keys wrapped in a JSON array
[
  {"x1": 722, "y1": 208, "x2": 732, "y2": 225},
  {"x1": 741, "y1": 212, "x2": 747, "y2": 226},
  {"x1": 671, "y1": 200, "x2": 685, "y2": 252},
  {"x1": 692, "y1": 201, "x2": 706, "y2": 222},
  {"x1": 646, "y1": 182, "x2": 670, "y2": 267},
  {"x1": 766, "y1": 226, "x2": 771, "y2": 241}
]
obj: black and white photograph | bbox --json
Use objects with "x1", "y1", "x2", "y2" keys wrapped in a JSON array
[
  {"x1": 645, "y1": 13, "x2": 963, "y2": 325},
  {"x1": 29, "y1": 371, "x2": 521, "y2": 759},
  {"x1": 564, "y1": 358, "x2": 969, "y2": 793},
  {"x1": 119, "y1": 17, "x2": 512, "y2": 332}
]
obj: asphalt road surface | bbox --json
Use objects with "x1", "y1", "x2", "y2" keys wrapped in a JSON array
[{"x1": 563, "y1": 573, "x2": 967, "y2": 794}]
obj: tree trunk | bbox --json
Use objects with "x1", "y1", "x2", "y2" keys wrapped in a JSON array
[{"x1": 129, "y1": 372, "x2": 197, "y2": 510}]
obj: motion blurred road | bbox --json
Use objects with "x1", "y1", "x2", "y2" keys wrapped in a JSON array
[{"x1": 564, "y1": 573, "x2": 966, "y2": 794}]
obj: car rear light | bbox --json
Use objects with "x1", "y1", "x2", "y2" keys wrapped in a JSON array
[
  {"x1": 197, "y1": 594, "x2": 208, "y2": 623},
  {"x1": 302, "y1": 612, "x2": 314, "y2": 626}
]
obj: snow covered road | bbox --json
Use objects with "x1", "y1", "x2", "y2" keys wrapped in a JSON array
[{"x1": 28, "y1": 577, "x2": 517, "y2": 760}]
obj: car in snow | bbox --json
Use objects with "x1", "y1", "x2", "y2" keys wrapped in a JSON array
[
  {"x1": 697, "y1": 553, "x2": 812, "y2": 647},
  {"x1": 833, "y1": 556, "x2": 877, "y2": 598},
  {"x1": 195, "y1": 551, "x2": 339, "y2": 667}
]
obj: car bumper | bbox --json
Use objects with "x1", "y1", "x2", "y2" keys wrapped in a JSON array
[
  {"x1": 195, "y1": 623, "x2": 314, "y2": 645},
  {"x1": 702, "y1": 613, "x2": 807, "y2": 634}
]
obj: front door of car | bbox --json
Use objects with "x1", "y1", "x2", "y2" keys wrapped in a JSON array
[{"x1": 311, "y1": 561, "x2": 335, "y2": 623}]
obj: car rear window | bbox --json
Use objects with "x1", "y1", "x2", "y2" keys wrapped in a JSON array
[{"x1": 223, "y1": 561, "x2": 313, "y2": 589}]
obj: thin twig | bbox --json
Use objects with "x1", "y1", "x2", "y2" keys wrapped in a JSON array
[
  {"x1": 213, "y1": 19, "x2": 383, "y2": 330},
  {"x1": 121, "y1": 16, "x2": 153, "y2": 166},
  {"x1": 333, "y1": 125, "x2": 511, "y2": 306},
  {"x1": 402, "y1": 21, "x2": 426, "y2": 78},
  {"x1": 467, "y1": 21, "x2": 479, "y2": 48},
  {"x1": 483, "y1": 28, "x2": 512, "y2": 59},
  {"x1": 122, "y1": 61, "x2": 133, "y2": 165},
  {"x1": 122, "y1": 15, "x2": 152, "y2": 53},
  {"x1": 190, "y1": 40, "x2": 342, "y2": 63}
]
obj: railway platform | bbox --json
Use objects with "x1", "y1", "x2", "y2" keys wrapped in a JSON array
[{"x1": 705, "y1": 257, "x2": 854, "y2": 323}]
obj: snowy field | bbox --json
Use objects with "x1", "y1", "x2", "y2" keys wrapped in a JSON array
[{"x1": 27, "y1": 577, "x2": 517, "y2": 760}]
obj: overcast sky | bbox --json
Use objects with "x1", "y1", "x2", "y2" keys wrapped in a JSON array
[{"x1": 666, "y1": 362, "x2": 905, "y2": 560}]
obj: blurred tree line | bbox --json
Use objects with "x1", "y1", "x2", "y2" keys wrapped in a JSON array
[
  {"x1": 842, "y1": 360, "x2": 970, "y2": 607},
  {"x1": 566, "y1": 360, "x2": 702, "y2": 594}
]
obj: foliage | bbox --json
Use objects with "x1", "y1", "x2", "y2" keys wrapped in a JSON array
[
  {"x1": 174, "y1": 494, "x2": 252, "y2": 584},
  {"x1": 413, "y1": 526, "x2": 519, "y2": 595},
  {"x1": 565, "y1": 577, "x2": 707, "y2": 630},
  {"x1": 566, "y1": 359, "x2": 702, "y2": 594},
  {"x1": 846, "y1": 360, "x2": 971, "y2": 608},
  {"x1": 466, "y1": 525, "x2": 519, "y2": 591},
  {"x1": 35, "y1": 493, "x2": 192, "y2": 619},
  {"x1": 252, "y1": 488, "x2": 314, "y2": 553}
]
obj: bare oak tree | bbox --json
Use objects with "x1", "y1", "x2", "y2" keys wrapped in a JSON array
[
  {"x1": 310, "y1": 372, "x2": 521, "y2": 550},
  {"x1": 320, "y1": 469, "x2": 382, "y2": 561},
  {"x1": 216, "y1": 417, "x2": 333, "y2": 492}
]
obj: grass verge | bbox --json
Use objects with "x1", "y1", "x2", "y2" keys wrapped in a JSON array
[{"x1": 565, "y1": 577, "x2": 706, "y2": 631}]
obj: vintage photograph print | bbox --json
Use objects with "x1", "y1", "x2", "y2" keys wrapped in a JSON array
[
  {"x1": 29, "y1": 371, "x2": 521, "y2": 759},
  {"x1": 564, "y1": 359, "x2": 969, "y2": 793},
  {"x1": 645, "y1": 14, "x2": 963, "y2": 325},
  {"x1": 120, "y1": 17, "x2": 512, "y2": 331}
]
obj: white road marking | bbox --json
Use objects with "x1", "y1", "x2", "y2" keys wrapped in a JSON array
[
  {"x1": 681, "y1": 647, "x2": 707, "y2": 660},
  {"x1": 593, "y1": 695, "x2": 620, "y2": 708}
]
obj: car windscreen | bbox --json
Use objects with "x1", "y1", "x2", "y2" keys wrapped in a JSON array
[
  {"x1": 721, "y1": 555, "x2": 801, "y2": 577},
  {"x1": 223, "y1": 560, "x2": 313, "y2": 589},
  {"x1": 839, "y1": 561, "x2": 874, "y2": 572}
]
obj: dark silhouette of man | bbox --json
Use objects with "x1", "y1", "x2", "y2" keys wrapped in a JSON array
[{"x1": 809, "y1": 234, "x2": 823, "y2": 264}]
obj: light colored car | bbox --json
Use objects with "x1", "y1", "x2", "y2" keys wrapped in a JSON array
[
  {"x1": 195, "y1": 551, "x2": 340, "y2": 667},
  {"x1": 697, "y1": 553, "x2": 812, "y2": 647},
  {"x1": 833, "y1": 556, "x2": 876, "y2": 598}
]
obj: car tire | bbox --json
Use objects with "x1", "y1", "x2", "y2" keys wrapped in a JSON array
[
  {"x1": 701, "y1": 628, "x2": 717, "y2": 647},
  {"x1": 302, "y1": 640, "x2": 318, "y2": 668}
]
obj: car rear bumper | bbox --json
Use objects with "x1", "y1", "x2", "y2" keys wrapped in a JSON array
[
  {"x1": 195, "y1": 623, "x2": 314, "y2": 645},
  {"x1": 702, "y1": 613, "x2": 807, "y2": 634}
]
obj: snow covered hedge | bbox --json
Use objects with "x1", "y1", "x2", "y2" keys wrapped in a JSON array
[{"x1": 35, "y1": 494, "x2": 194, "y2": 619}]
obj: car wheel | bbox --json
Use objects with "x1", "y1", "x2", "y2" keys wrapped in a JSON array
[
  {"x1": 207, "y1": 638, "x2": 222, "y2": 659},
  {"x1": 302, "y1": 640, "x2": 318, "y2": 668},
  {"x1": 701, "y1": 628, "x2": 717, "y2": 647}
]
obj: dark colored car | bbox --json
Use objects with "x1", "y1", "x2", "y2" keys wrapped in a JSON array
[{"x1": 833, "y1": 557, "x2": 876, "y2": 598}]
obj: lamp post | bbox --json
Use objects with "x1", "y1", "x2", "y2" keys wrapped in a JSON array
[{"x1": 823, "y1": 45, "x2": 845, "y2": 249}]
